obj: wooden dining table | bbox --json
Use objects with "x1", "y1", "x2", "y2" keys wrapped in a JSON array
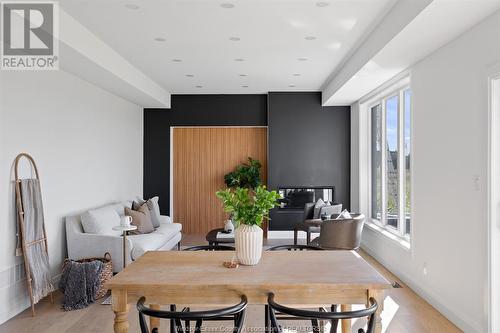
[{"x1": 106, "y1": 250, "x2": 391, "y2": 333}]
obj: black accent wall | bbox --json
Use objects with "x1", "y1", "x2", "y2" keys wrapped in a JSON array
[
  {"x1": 268, "y1": 92, "x2": 350, "y2": 230},
  {"x1": 144, "y1": 94, "x2": 268, "y2": 215}
]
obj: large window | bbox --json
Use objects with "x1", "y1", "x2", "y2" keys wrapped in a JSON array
[{"x1": 369, "y1": 85, "x2": 411, "y2": 237}]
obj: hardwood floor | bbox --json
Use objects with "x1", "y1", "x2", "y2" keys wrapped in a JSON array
[{"x1": 0, "y1": 234, "x2": 461, "y2": 333}]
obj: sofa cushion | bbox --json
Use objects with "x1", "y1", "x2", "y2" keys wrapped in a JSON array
[
  {"x1": 155, "y1": 222, "x2": 182, "y2": 236},
  {"x1": 125, "y1": 205, "x2": 154, "y2": 234},
  {"x1": 81, "y1": 206, "x2": 122, "y2": 236},
  {"x1": 146, "y1": 197, "x2": 162, "y2": 228},
  {"x1": 129, "y1": 231, "x2": 171, "y2": 260}
]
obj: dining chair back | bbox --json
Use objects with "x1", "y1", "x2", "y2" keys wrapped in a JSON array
[
  {"x1": 137, "y1": 295, "x2": 247, "y2": 333},
  {"x1": 266, "y1": 244, "x2": 324, "y2": 251},
  {"x1": 267, "y1": 293, "x2": 377, "y2": 333},
  {"x1": 183, "y1": 245, "x2": 235, "y2": 251}
]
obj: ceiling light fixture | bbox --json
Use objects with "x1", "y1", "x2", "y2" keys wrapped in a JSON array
[
  {"x1": 292, "y1": 73, "x2": 301, "y2": 76},
  {"x1": 305, "y1": 36, "x2": 316, "y2": 41},
  {"x1": 196, "y1": 85, "x2": 203, "y2": 88},
  {"x1": 242, "y1": 85, "x2": 249, "y2": 88},
  {"x1": 239, "y1": 74, "x2": 247, "y2": 77},
  {"x1": 186, "y1": 74, "x2": 194, "y2": 77},
  {"x1": 316, "y1": 2, "x2": 329, "y2": 7},
  {"x1": 298, "y1": 57, "x2": 308, "y2": 61},
  {"x1": 229, "y1": 37, "x2": 240, "y2": 41},
  {"x1": 154, "y1": 37, "x2": 166, "y2": 42},
  {"x1": 220, "y1": 3, "x2": 235, "y2": 9},
  {"x1": 125, "y1": 4, "x2": 139, "y2": 10},
  {"x1": 172, "y1": 59, "x2": 182, "y2": 62},
  {"x1": 289, "y1": 84, "x2": 296, "y2": 87},
  {"x1": 234, "y1": 58, "x2": 245, "y2": 62}
]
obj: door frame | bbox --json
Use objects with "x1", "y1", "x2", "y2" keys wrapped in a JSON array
[
  {"x1": 488, "y1": 69, "x2": 500, "y2": 333},
  {"x1": 169, "y1": 125, "x2": 268, "y2": 219}
]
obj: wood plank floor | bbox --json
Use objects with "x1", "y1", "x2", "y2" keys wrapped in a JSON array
[{"x1": 0, "y1": 234, "x2": 461, "y2": 333}]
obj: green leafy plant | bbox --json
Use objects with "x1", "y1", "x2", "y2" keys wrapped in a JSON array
[
  {"x1": 224, "y1": 157, "x2": 262, "y2": 189},
  {"x1": 216, "y1": 185, "x2": 281, "y2": 227}
]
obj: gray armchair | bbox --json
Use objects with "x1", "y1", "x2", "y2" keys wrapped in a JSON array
[
  {"x1": 293, "y1": 202, "x2": 343, "y2": 245},
  {"x1": 310, "y1": 213, "x2": 365, "y2": 250}
]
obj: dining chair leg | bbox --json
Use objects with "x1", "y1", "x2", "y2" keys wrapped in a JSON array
[
  {"x1": 170, "y1": 304, "x2": 176, "y2": 333},
  {"x1": 264, "y1": 304, "x2": 269, "y2": 333},
  {"x1": 306, "y1": 230, "x2": 311, "y2": 245},
  {"x1": 293, "y1": 228, "x2": 298, "y2": 245}
]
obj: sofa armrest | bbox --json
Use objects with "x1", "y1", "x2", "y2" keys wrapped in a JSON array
[
  {"x1": 159, "y1": 215, "x2": 172, "y2": 224},
  {"x1": 67, "y1": 232, "x2": 132, "y2": 273}
]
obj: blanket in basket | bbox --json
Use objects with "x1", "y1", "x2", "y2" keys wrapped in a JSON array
[{"x1": 59, "y1": 260, "x2": 103, "y2": 311}]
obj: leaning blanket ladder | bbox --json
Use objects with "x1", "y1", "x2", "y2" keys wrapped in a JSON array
[{"x1": 14, "y1": 153, "x2": 53, "y2": 316}]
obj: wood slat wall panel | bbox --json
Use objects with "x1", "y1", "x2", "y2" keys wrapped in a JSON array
[{"x1": 173, "y1": 127, "x2": 268, "y2": 234}]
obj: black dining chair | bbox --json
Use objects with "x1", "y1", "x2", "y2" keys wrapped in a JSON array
[
  {"x1": 267, "y1": 293, "x2": 378, "y2": 333},
  {"x1": 266, "y1": 244, "x2": 324, "y2": 251},
  {"x1": 137, "y1": 295, "x2": 247, "y2": 333},
  {"x1": 264, "y1": 244, "x2": 324, "y2": 332},
  {"x1": 183, "y1": 245, "x2": 235, "y2": 251}
]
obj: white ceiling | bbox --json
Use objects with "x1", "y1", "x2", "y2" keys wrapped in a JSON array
[
  {"x1": 60, "y1": 0, "x2": 395, "y2": 95},
  {"x1": 326, "y1": 0, "x2": 500, "y2": 105}
]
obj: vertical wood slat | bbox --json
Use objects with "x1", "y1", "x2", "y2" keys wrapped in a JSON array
[{"x1": 173, "y1": 127, "x2": 268, "y2": 234}]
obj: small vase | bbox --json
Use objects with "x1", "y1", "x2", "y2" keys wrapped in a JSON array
[{"x1": 235, "y1": 224, "x2": 263, "y2": 265}]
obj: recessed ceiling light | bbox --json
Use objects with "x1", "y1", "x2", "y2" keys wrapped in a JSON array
[
  {"x1": 289, "y1": 84, "x2": 296, "y2": 87},
  {"x1": 229, "y1": 37, "x2": 240, "y2": 41},
  {"x1": 220, "y1": 3, "x2": 235, "y2": 9},
  {"x1": 195, "y1": 85, "x2": 203, "y2": 88},
  {"x1": 125, "y1": 4, "x2": 139, "y2": 10},
  {"x1": 185, "y1": 74, "x2": 194, "y2": 77},
  {"x1": 234, "y1": 58, "x2": 245, "y2": 62},
  {"x1": 292, "y1": 73, "x2": 301, "y2": 76},
  {"x1": 316, "y1": 2, "x2": 329, "y2": 7},
  {"x1": 327, "y1": 42, "x2": 342, "y2": 50},
  {"x1": 172, "y1": 59, "x2": 182, "y2": 62},
  {"x1": 239, "y1": 74, "x2": 247, "y2": 77},
  {"x1": 305, "y1": 36, "x2": 317, "y2": 41},
  {"x1": 298, "y1": 57, "x2": 308, "y2": 61},
  {"x1": 242, "y1": 85, "x2": 249, "y2": 88},
  {"x1": 154, "y1": 37, "x2": 166, "y2": 42}
]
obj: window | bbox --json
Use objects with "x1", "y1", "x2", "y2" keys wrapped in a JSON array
[{"x1": 369, "y1": 85, "x2": 411, "y2": 237}]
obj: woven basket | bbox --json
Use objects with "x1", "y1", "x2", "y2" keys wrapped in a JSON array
[{"x1": 62, "y1": 252, "x2": 113, "y2": 299}]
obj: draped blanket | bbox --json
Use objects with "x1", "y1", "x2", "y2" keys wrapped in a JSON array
[
  {"x1": 19, "y1": 179, "x2": 53, "y2": 304},
  {"x1": 59, "y1": 260, "x2": 103, "y2": 311}
]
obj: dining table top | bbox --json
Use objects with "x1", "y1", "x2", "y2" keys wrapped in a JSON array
[{"x1": 106, "y1": 250, "x2": 391, "y2": 291}]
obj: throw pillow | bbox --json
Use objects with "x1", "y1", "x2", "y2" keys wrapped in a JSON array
[
  {"x1": 81, "y1": 206, "x2": 122, "y2": 236},
  {"x1": 335, "y1": 209, "x2": 353, "y2": 220},
  {"x1": 313, "y1": 198, "x2": 326, "y2": 219},
  {"x1": 125, "y1": 204, "x2": 154, "y2": 234},
  {"x1": 146, "y1": 196, "x2": 162, "y2": 228}
]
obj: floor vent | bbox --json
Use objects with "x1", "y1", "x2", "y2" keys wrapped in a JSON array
[{"x1": 392, "y1": 281, "x2": 403, "y2": 288}]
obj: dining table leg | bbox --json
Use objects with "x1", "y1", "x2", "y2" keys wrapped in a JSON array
[
  {"x1": 340, "y1": 304, "x2": 351, "y2": 333},
  {"x1": 112, "y1": 289, "x2": 129, "y2": 333},
  {"x1": 368, "y1": 289, "x2": 384, "y2": 333},
  {"x1": 150, "y1": 304, "x2": 161, "y2": 332}
]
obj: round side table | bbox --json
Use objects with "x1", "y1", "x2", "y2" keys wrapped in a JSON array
[{"x1": 112, "y1": 225, "x2": 137, "y2": 269}]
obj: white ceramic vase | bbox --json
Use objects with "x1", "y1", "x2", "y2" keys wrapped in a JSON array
[{"x1": 235, "y1": 224, "x2": 263, "y2": 265}]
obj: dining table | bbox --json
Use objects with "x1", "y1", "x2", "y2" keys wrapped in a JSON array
[{"x1": 106, "y1": 250, "x2": 391, "y2": 333}]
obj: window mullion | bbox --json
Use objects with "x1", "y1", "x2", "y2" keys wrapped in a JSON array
[
  {"x1": 381, "y1": 98, "x2": 387, "y2": 226},
  {"x1": 398, "y1": 90, "x2": 405, "y2": 235}
]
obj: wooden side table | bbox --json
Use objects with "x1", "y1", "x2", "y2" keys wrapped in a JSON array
[
  {"x1": 112, "y1": 225, "x2": 137, "y2": 269},
  {"x1": 206, "y1": 228, "x2": 234, "y2": 247}
]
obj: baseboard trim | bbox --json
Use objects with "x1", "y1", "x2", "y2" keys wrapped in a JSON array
[{"x1": 361, "y1": 243, "x2": 484, "y2": 333}]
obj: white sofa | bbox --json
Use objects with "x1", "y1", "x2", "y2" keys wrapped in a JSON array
[{"x1": 65, "y1": 200, "x2": 182, "y2": 272}]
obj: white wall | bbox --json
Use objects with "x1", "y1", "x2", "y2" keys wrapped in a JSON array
[
  {"x1": 353, "y1": 10, "x2": 500, "y2": 333},
  {"x1": 0, "y1": 70, "x2": 143, "y2": 323}
]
